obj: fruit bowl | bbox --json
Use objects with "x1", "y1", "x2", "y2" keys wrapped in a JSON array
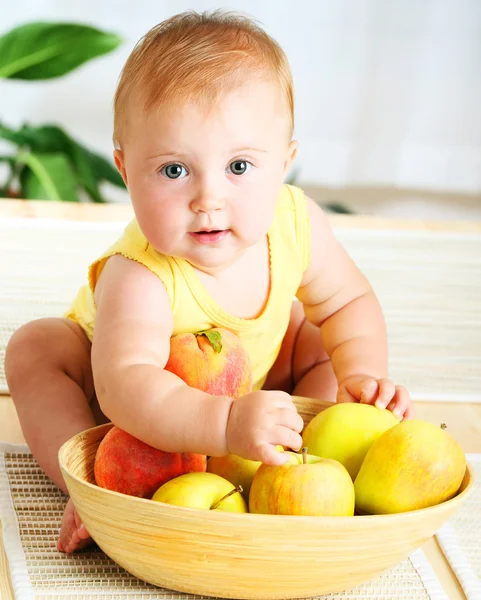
[{"x1": 58, "y1": 396, "x2": 474, "y2": 599}]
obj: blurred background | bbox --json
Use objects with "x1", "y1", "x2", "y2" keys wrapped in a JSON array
[{"x1": 1, "y1": 0, "x2": 481, "y2": 219}]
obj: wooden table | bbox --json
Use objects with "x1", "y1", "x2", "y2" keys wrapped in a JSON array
[{"x1": 1, "y1": 199, "x2": 480, "y2": 600}]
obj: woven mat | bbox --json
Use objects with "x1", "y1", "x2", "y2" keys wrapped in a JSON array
[
  {"x1": 1, "y1": 217, "x2": 480, "y2": 401},
  {"x1": 0, "y1": 443, "x2": 449, "y2": 600},
  {"x1": 435, "y1": 454, "x2": 481, "y2": 599}
]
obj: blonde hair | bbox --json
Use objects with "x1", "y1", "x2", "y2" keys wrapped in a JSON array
[{"x1": 113, "y1": 10, "x2": 294, "y2": 147}]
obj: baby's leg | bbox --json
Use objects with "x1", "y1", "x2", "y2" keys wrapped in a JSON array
[
  {"x1": 5, "y1": 317, "x2": 107, "y2": 553},
  {"x1": 263, "y1": 302, "x2": 338, "y2": 402}
]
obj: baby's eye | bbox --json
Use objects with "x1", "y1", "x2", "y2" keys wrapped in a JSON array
[
  {"x1": 227, "y1": 160, "x2": 252, "y2": 176},
  {"x1": 160, "y1": 163, "x2": 188, "y2": 179}
]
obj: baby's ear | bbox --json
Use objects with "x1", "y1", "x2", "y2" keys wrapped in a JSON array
[
  {"x1": 284, "y1": 140, "x2": 298, "y2": 175},
  {"x1": 113, "y1": 149, "x2": 128, "y2": 186}
]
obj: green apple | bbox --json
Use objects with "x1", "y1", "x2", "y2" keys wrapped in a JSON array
[
  {"x1": 151, "y1": 472, "x2": 248, "y2": 512},
  {"x1": 302, "y1": 403, "x2": 400, "y2": 480},
  {"x1": 249, "y1": 449, "x2": 354, "y2": 516}
]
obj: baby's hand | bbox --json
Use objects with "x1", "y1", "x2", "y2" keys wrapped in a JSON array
[
  {"x1": 337, "y1": 375, "x2": 415, "y2": 420},
  {"x1": 225, "y1": 390, "x2": 304, "y2": 465}
]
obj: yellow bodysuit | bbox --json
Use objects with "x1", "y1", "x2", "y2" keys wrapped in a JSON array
[{"x1": 66, "y1": 184, "x2": 311, "y2": 390}]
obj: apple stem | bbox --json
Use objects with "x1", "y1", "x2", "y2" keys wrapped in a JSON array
[
  {"x1": 301, "y1": 447, "x2": 308, "y2": 464},
  {"x1": 440, "y1": 423, "x2": 447, "y2": 430},
  {"x1": 210, "y1": 485, "x2": 243, "y2": 510}
]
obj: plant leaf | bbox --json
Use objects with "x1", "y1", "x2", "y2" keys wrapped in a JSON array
[
  {"x1": 86, "y1": 149, "x2": 125, "y2": 188},
  {"x1": 18, "y1": 152, "x2": 79, "y2": 201},
  {"x1": 14, "y1": 125, "x2": 104, "y2": 202},
  {"x1": 0, "y1": 22, "x2": 122, "y2": 80},
  {"x1": 70, "y1": 143, "x2": 104, "y2": 202},
  {"x1": 197, "y1": 330, "x2": 223, "y2": 353},
  {"x1": 0, "y1": 155, "x2": 15, "y2": 166},
  {"x1": 17, "y1": 124, "x2": 124, "y2": 191},
  {"x1": 0, "y1": 122, "x2": 72, "y2": 151},
  {"x1": 324, "y1": 202, "x2": 355, "y2": 214},
  {"x1": 0, "y1": 121, "x2": 124, "y2": 199},
  {"x1": 15, "y1": 123, "x2": 72, "y2": 153},
  {"x1": 0, "y1": 122, "x2": 29, "y2": 145}
]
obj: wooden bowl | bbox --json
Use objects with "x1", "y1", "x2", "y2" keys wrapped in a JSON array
[{"x1": 58, "y1": 396, "x2": 474, "y2": 599}]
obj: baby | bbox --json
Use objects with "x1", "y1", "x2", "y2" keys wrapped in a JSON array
[{"x1": 5, "y1": 10, "x2": 414, "y2": 554}]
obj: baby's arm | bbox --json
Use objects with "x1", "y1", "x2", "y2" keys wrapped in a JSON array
[
  {"x1": 297, "y1": 199, "x2": 414, "y2": 419},
  {"x1": 92, "y1": 255, "x2": 302, "y2": 464}
]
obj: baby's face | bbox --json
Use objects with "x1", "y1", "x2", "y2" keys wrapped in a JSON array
[{"x1": 114, "y1": 79, "x2": 297, "y2": 274}]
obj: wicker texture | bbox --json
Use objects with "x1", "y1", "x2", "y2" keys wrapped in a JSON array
[
  {"x1": 1, "y1": 442, "x2": 451, "y2": 600},
  {"x1": 1, "y1": 218, "x2": 480, "y2": 400}
]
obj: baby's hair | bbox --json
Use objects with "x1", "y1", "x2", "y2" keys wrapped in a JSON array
[{"x1": 113, "y1": 9, "x2": 294, "y2": 148}]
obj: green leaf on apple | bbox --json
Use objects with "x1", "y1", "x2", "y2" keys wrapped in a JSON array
[{"x1": 197, "y1": 330, "x2": 222, "y2": 353}]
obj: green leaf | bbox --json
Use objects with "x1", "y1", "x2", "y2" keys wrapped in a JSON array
[
  {"x1": 0, "y1": 155, "x2": 15, "y2": 166},
  {"x1": 324, "y1": 202, "x2": 355, "y2": 214},
  {"x1": 0, "y1": 122, "x2": 98, "y2": 199},
  {"x1": 18, "y1": 124, "x2": 124, "y2": 192},
  {"x1": 1, "y1": 123, "x2": 122, "y2": 201},
  {"x1": 0, "y1": 122, "x2": 29, "y2": 146},
  {"x1": 0, "y1": 22, "x2": 122, "y2": 80},
  {"x1": 70, "y1": 143, "x2": 104, "y2": 202},
  {"x1": 197, "y1": 330, "x2": 223, "y2": 353},
  {"x1": 0, "y1": 122, "x2": 74, "y2": 156},
  {"x1": 16, "y1": 125, "x2": 103, "y2": 201},
  {"x1": 86, "y1": 149, "x2": 125, "y2": 188},
  {"x1": 15, "y1": 124, "x2": 71, "y2": 153},
  {"x1": 18, "y1": 152, "x2": 79, "y2": 201}
]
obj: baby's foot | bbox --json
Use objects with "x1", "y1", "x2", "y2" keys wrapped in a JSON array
[{"x1": 57, "y1": 497, "x2": 93, "y2": 553}]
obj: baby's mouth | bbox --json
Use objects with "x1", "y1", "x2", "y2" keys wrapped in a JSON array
[{"x1": 189, "y1": 229, "x2": 230, "y2": 245}]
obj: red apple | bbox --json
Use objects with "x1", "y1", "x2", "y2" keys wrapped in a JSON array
[
  {"x1": 94, "y1": 426, "x2": 206, "y2": 498},
  {"x1": 165, "y1": 328, "x2": 252, "y2": 398}
]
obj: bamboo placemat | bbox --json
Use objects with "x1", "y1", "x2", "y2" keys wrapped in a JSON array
[
  {"x1": 1, "y1": 217, "x2": 480, "y2": 401},
  {"x1": 0, "y1": 442, "x2": 449, "y2": 600},
  {"x1": 435, "y1": 454, "x2": 481, "y2": 599}
]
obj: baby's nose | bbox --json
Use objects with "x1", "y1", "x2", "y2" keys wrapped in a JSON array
[{"x1": 191, "y1": 190, "x2": 225, "y2": 213}]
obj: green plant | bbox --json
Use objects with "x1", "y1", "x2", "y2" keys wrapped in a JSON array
[{"x1": 0, "y1": 22, "x2": 125, "y2": 201}]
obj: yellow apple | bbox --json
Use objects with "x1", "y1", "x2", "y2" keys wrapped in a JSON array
[
  {"x1": 206, "y1": 446, "x2": 284, "y2": 502},
  {"x1": 207, "y1": 454, "x2": 261, "y2": 502},
  {"x1": 354, "y1": 420, "x2": 466, "y2": 514},
  {"x1": 249, "y1": 449, "x2": 355, "y2": 516},
  {"x1": 302, "y1": 403, "x2": 400, "y2": 480},
  {"x1": 151, "y1": 472, "x2": 248, "y2": 512}
]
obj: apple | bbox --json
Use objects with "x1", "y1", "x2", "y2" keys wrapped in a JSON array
[
  {"x1": 249, "y1": 448, "x2": 355, "y2": 516},
  {"x1": 354, "y1": 420, "x2": 466, "y2": 514},
  {"x1": 206, "y1": 454, "x2": 261, "y2": 502},
  {"x1": 151, "y1": 472, "x2": 248, "y2": 512},
  {"x1": 206, "y1": 446, "x2": 285, "y2": 502},
  {"x1": 165, "y1": 328, "x2": 252, "y2": 398},
  {"x1": 302, "y1": 403, "x2": 400, "y2": 480},
  {"x1": 94, "y1": 426, "x2": 206, "y2": 498}
]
